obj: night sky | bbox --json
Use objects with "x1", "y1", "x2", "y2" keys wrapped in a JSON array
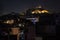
[{"x1": 0, "y1": 0, "x2": 60, "y2": 14}]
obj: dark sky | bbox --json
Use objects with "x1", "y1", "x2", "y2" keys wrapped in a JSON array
[{"x1": 1, "y1": 0, "x2": 60, "y2": 14}]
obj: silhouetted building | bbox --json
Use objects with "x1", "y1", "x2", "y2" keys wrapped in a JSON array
[
  {"x1": 0, "y1": 13, "x2": 26, "y2": 40},
  {"x1": 26, "y1": 7, "x2": 56, "y2": 40}
]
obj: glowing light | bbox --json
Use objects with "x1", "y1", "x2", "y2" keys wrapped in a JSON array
[
  {"x1": 42, "y1": 10, "x2": 48, "y2": 13},
  {"x1": 32, "y1": 11, "x2": 35, "y2": 14},
  {"x1": 38, "y1": 10, "x2": 41, "y2": 13},
  {"x1": 32, "y1": 10, "x2": 42, "y2": 14},
  {"x1": 4, "y1": 20, "x2": 14, "y2": 24},
  {"x1": 41, "y1": 11, "x2": 45, "y2": 13},
  {"x1": 31, "y1": 8, "x2": 49, "y2": 14},
  {"x1": 19, "y1": 24, "x2": 22, "y2": 26}
]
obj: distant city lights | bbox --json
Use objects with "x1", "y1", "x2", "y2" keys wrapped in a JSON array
[
  {"x1": 4, "y1": 20, "x2": 14, "y2": 24},
  {"x1": 32, "y1": 10, "x2": 48, "y2": 14}
]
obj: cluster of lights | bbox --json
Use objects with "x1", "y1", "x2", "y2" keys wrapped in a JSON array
[
  {"x1": 32, "y1": 10, "x2": 48, "y2": 14},
  {"x1": 3, "y1": 19, "x2": 25, "y2": 27},
  {"x1": 3, "y1": 20, "x2": 14, "y2": 24},
  {"x1": 18, "y1": 24, "x2": 24, "y2": 27}
]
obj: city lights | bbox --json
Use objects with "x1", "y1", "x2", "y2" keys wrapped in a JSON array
[
  {"x1": 4, "y1": 20, "x2": 14, "y2": 24},
  {"x1": 32, "y1": 10, "x2": 42, "y2": 14},
  {"x1": 31, "y1": 7, "x2": 49, "y2": 14},
  {"x1": 32, "y1": 10, "x2": 48, "y2": 14},
  {"x1": 41, "y1": 10, "x2": 48, "y2": 13},
  {"x1": 0, "y1": 5, "x2": 56, "y2": 40}
]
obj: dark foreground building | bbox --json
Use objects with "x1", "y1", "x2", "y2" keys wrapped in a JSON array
[{"x1": 26, "y1": 7, "x2": 56, "y2": 40}]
